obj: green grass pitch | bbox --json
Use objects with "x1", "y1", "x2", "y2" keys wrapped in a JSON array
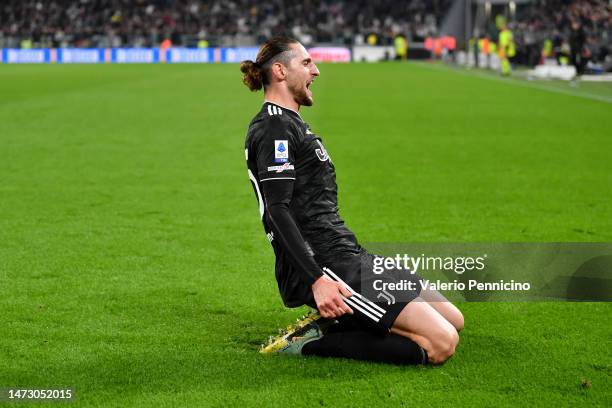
[{"x1": 1, "y1": 62, "x2": 611, "y2": 407}]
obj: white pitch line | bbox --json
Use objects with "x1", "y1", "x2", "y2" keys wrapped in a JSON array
[{"x1": 415, "y1": 62, "x2": 612, "y2": 105}]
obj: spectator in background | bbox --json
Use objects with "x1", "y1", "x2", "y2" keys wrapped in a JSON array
[
  {"x1": 0, "y1": 0, "x2": 449, "y2": 49},
  {"x1": 569, "y1": 20, "x2": 587, "y2": 76},
  {"x1": 1, "y1": 0, "x2": 609, "y2": 73},
  {"x1": 514, "y1": 0, "x2": 611, "y2": 70}
]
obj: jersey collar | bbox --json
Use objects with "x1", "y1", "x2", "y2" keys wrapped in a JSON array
[{"x1": 263, "y1": 101, "x2": 303, "y2": 121}]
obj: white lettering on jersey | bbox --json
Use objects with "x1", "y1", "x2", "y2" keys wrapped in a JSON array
[{"x1": 267, "y1": 163, "x2": 295, "y2": 173}]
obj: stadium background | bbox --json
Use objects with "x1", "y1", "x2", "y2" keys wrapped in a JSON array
[{"x1": 1, "y1": 1, "x2": 611, "y2": 407}]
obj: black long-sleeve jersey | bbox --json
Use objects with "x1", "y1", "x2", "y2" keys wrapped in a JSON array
[{"x1": 245, "y1": 102, "x2": 360, "y2": 307}]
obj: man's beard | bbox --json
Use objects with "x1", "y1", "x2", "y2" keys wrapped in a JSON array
[{"x1": 290, "y1": 82, "x2": 313, "y2": 107}]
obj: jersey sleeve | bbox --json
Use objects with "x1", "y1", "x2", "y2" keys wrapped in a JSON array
[
  {"x1": 255, "y1": 116, "x2": 298, "y2": 181},
  {"x1": 263, "y1": 181, "x2": 324, "y2": 286},
  {"x1": 253, "y1": 116, "x2": 324, "y2": 287}
]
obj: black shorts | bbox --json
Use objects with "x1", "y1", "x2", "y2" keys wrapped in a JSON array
[{"x1": 307, "y1": 248, "x2": 423, "y2": 334}]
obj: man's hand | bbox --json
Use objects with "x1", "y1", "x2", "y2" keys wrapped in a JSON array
[{"x1": 312, "y1": 275, "x2": 354, "y2": 318}]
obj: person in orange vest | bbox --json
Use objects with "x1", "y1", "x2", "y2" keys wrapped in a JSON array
[
  {"x1": 434, "y1": 38, "x2": 443, "y2": 58},
  {"x1": 478, "y1": 36, "x2": 491, "y2": 68},
  {"x1": 160, "y1": 38, "x2": 172, "y2": 50}
]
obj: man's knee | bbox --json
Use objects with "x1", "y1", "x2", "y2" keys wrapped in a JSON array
[{"x1": 427, "y1": 328, "x2": 459, "y2": 365}]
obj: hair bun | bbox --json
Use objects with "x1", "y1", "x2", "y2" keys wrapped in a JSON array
[{"x1": 240, "y1": 60, "x2": 264, "y2": 92}]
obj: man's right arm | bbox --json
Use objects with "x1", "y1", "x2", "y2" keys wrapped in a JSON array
[
  {"x1": 254, "y1": 117, "x2": 352, "y2": 318},
  {"x1": 262, "y1": 179, "x2": 353, "y2": 318},
  {"x1": 262, "y1": 179, "x2": 322, "y2": 286}
]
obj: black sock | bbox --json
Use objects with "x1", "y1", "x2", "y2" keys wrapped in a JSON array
[{"x1": 302, "y1": 329, "x2": 428, "y2": 365}]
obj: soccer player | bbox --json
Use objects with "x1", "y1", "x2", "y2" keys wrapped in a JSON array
[{"x1": 241, "y1": 37, "x2": 464, "y2": 365}]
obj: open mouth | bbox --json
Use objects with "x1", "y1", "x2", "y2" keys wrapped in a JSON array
[{"x1": 306, "y1": 79, "x2": 314, "y2": 89}]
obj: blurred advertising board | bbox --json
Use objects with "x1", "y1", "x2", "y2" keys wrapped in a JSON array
[
  {"x1": 308, "y1": 47, "x2": 351, "y2": 63},
  {"x1": 1, "y1": 47, "x2": 352, "y2": 64}
]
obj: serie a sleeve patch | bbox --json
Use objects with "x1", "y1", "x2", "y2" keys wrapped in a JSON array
[{"x1": 274, "y1": 140, "x2": 289, "y2": 163}]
